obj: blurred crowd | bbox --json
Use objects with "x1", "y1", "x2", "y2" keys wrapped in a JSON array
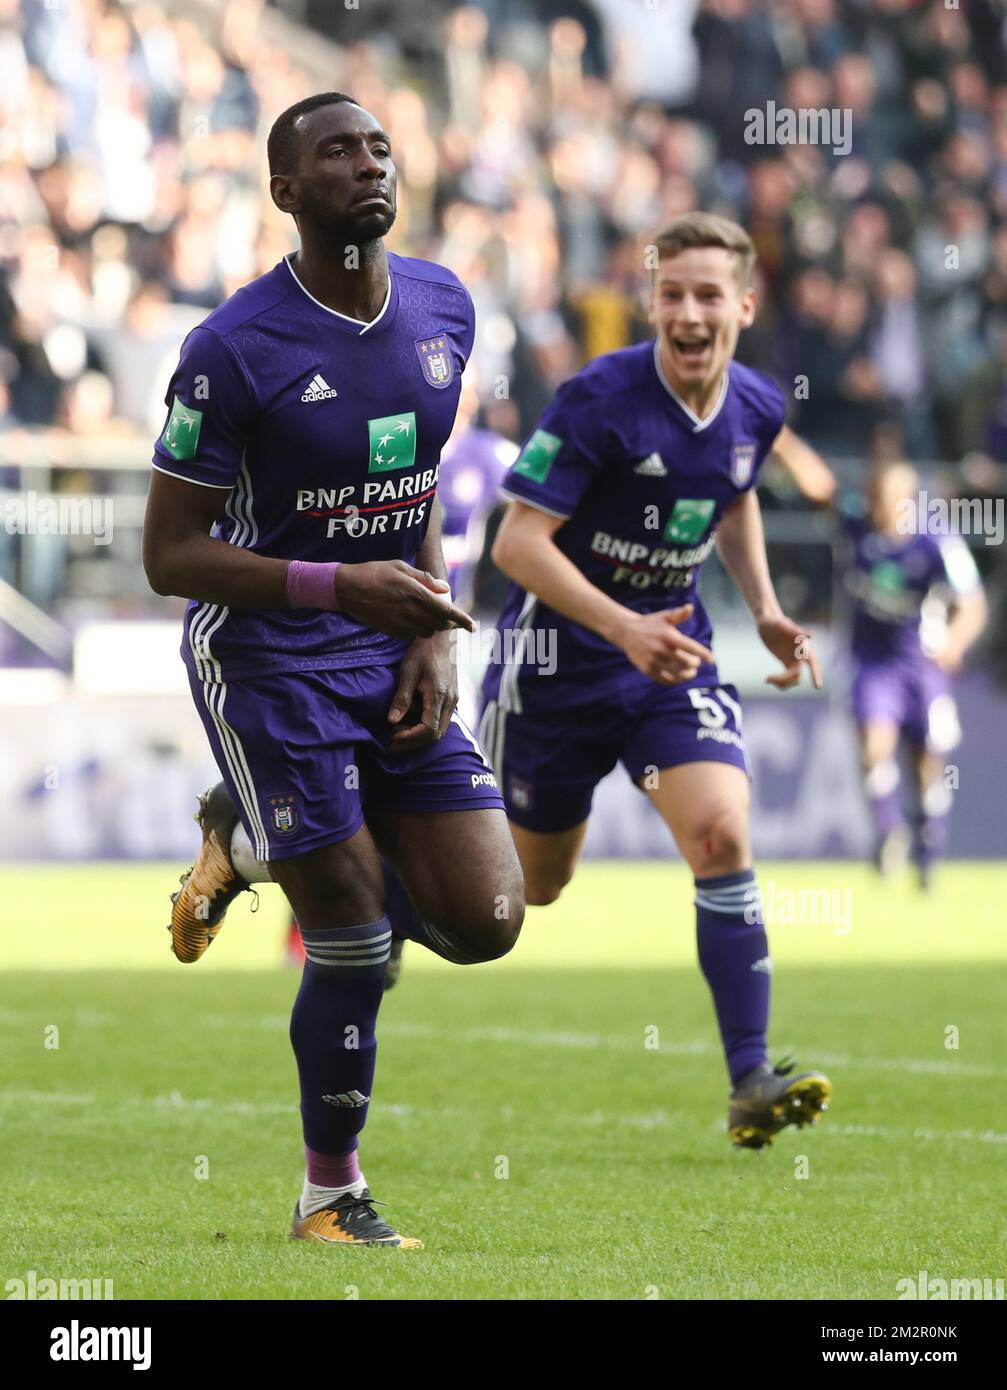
[
  {"x1": 3, "y1": 0, "x2": 1007, "y2": 465},
  {"x1": 1, "y1": 0, "x2": 1007, "y2": 663}
]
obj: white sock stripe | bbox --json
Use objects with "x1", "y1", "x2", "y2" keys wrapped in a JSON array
[
  {"x1": 303, "y1": 950, "x2": 389, "y2": 961},
  {"x1": 304, "y1": 939, "x2": 393, "y2": 957},
  {"x1": 695, "y1": 891, "x2": 763, "y2": 917},
  {"x1": 302, "y1": 930, "x2": 393, "y2": 948}
]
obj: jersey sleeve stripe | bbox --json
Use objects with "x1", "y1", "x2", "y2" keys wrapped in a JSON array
[
  {"x1": 499, "y1": 488, "x2": 571, "y2": 520},
  {"x1": 151, "y1": 461, "x2": 234, "y2": 489}
]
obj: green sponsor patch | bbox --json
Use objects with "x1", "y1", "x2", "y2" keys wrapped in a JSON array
[
  {"x1": 872, "y1": 560, "x2": 905, "y2": 592},
  {"x1": 513, "y1": 429, "x2": 563, "y2": 484},
  {"x1": 367, "y1": 411, "x2": 417, "y2": 472},
  {"x1": 160, "y1": 397, "x2": 203, "y2": 461},
  {"x1": 663, "y1": 498, "x2": 715, "y2": 545}
]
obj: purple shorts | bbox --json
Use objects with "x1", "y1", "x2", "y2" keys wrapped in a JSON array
[
  {"x1": 851, "y1": 660, "x2": 960, "y2": 753},
  {"x1": 188, "y1": 662, "x2": 504, "y2": 861},
  {"x1": 479, "y1": 676, "x2": 749, "y2": 834}
]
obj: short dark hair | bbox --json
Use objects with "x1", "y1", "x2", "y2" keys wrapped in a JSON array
[{"x1": 267, "y1": 92, "x2": 360, "y2": 177}]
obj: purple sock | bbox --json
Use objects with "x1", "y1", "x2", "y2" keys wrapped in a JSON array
[
  {"x1": 864, "y1": 760, "x2": 903, "y2": 839},
  {"x1": 695, "y1": 870, "x2": 771, "y2": 1087},
  {"x1": 915, "y1": 780, "x2": 953, "y2": 871},
  {"x1": 289, "y1": 917, "x2": 391, "y2": 1154}
]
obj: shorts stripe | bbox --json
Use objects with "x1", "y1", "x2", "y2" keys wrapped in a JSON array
[
  {"x1": 499, "y1": 592, "x2": 537, "y2": 716},
  {"x1": 201, "y1": 680, "x2": 270, "y2": 861},
  {"x1": 450, "y1": 710, "x2": 493, "y2": 770}
]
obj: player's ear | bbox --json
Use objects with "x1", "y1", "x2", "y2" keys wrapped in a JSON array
[
  {"x1": 270, "y1": 174, "x2": 301, "y2": 217},
  {"x1": 738, "y1": 285, "x2": 757, "y2": 328}
]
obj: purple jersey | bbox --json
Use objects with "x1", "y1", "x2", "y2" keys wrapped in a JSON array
[
  {"x1": 486, "y1": 343, "x2": 786, "y2": 695},
  {"x1": 152, "y1": 252, "x2": 474, "y2": 682},
  {"x1": 840, "y1": 505, "x2": 980, "y2": 665},
  {"x1": 437, "y1": 426, "x2": 515, "y2": 596}
]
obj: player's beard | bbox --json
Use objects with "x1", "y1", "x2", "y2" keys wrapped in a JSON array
[{"x1": 299, "y1": 188, "x2": 397, "y2": 253}]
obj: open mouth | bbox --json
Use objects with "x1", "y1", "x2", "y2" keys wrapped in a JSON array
[{"x1": 672, "y1": 336, "x2": 711, "y2": 362}]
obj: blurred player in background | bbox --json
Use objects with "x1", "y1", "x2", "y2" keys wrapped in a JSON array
[
  {"x1": 481, "y1": 212, "x2": 833, "y2": 1151},
  {"x1": 144, "y1": 92, "x2": 524, "y2": 1249},
  {"x1": 837, "y1": 460, "x2": 987, "y2": 887}
]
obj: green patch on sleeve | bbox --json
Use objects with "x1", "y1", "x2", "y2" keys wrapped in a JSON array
[
  {"x1": 160, "y1": 397, "x2": 204, "y2": 461},
  {"x1": 513, "y1": 429, "x2": 564, "y2": 485}
]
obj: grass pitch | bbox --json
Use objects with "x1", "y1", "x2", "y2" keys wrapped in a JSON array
[{"x1": 2, "y1": 860, "x2": 1005, "y2": 1300}]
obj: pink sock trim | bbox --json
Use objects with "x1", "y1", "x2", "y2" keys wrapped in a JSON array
[
  {"x1": 286, "y1": 560, "x2": 340, "y2": 611},
  {"x1": 305, "y1": 1144, "x2": 361, "y2": 1188}
]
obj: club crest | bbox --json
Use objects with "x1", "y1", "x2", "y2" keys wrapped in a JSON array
[
  {"x1": 415, "y1": 335, "x2": 455, "y2": 389},
  {"x1": 732, "y1": 443, "x2": 756, "y2": 487},
  {"x1": 269, "y1": 793, "x2": 300, "y2": 834}
]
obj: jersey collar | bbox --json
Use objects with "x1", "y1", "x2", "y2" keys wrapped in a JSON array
[
  {"x1": 284, "y1": 253, "x2": 395, "y2": 336},
  {"x1": 652, "y1": 341, "x2": 729, "y2": 432}
]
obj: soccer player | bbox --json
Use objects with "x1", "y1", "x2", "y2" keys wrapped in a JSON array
[
  {"x1": 280, "y1": 371, "x2": 515, "y2": 972},
  {"x1": 479, "y1": 212, "x2": 832, "y2": 1150},
  {"x1": 838, "y1": 460, "x2": 986, "y2": 885},
  {"x1": 143, "y1": 92, "x2": 525, "y2": 1248}
]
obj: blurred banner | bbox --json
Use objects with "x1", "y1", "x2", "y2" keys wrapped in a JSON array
[{"x1": 5, "y1": 674, "x2": 1004, "y2": 861}]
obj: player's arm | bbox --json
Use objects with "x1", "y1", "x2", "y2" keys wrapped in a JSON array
[
  {"x1": 492, "y1": 500, "x2": 714, "y2": 685},
  {"x1": 716, "y1": 488, "x2": 822, "y2": 690},
  {"x1": 769, "y1": 425, "x2": 837, "y2": 506},
  {"x1": 935, "y1": 538, "x2": 987, "y2": 674},
  {"x1": 142, "y1": 472, "x2": 472, "y2": 640},
  {"x1": 386, "y1": 499, "x2": 460, "y2": 748}
]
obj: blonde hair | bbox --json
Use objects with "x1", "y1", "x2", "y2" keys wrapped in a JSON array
[{"x1": 651, "y1": 212, "x2": 756, "y2": 288}]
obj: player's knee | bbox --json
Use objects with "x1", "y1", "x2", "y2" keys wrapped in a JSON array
[
  {"x1": 525, "y1": 877, "x2": 563, "y2": 906},
  {"x1": 689, "y1": 809, "x2": 750, "y2": 875},
  {"x1": 522, "y1": 858, "x2": 576, "y2": 906},
  {"x1": 431, "y1": 877, "x2": 525, "y2": 963}
]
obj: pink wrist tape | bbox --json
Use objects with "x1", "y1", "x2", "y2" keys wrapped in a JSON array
[{"x1": 286, "y1": 560, "x2": 341, "y2": 611}]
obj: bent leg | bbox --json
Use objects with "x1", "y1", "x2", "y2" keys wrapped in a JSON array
[
  {"x1": 508, "y1": 819, "x2": 589, "y2": 906},
  {"x1": 648, "y1": 762, "x2": 768, "y2": 1086},
  {"x1": 367, "y1": 806, "x2": 525, "y2": 963}
]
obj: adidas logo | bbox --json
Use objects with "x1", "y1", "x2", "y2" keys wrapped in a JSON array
[
  {"x1": 750, "y1": 956, "x2": 774, "y2": 975},
  {"x1": 301, "y1": 373, "x2": 338, "y2": 403},
  {"x1": 322, "y1": 1090, "x2": 370, "y2": 1109},
  {"x1": 633, "y1": 451, "x2": 667, "y2": 477}
]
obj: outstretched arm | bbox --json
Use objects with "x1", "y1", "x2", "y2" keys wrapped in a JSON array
[
  {"x1": 770, "y1": 425, "x2": 837, "y2": 506},
  {"x1": 716, "y1": 488, "x2": 822, "y2": 690}
]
